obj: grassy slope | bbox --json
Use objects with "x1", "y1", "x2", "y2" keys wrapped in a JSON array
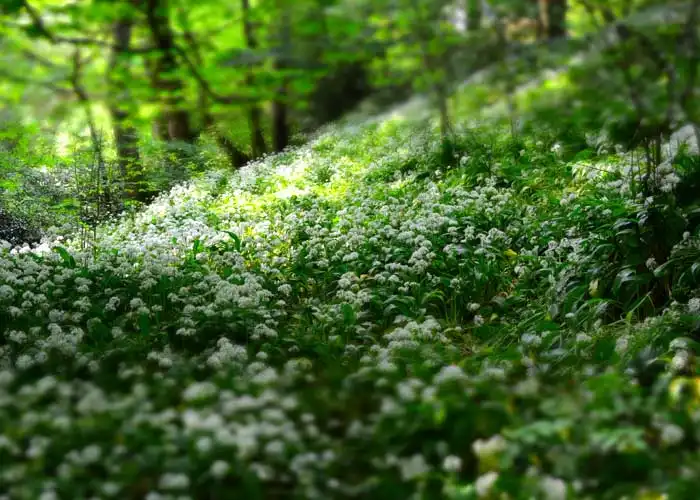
[{"x1": 2, "y1": 62, "x2": 700, "y2": 499}]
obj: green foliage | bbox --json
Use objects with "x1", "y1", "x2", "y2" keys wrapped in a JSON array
[
  {"x1": 2, "y1": 88, "x2": 700, "y2": 496},
  {"x1": 2, "y1": 0, "x2": 700, "y2": 498}
]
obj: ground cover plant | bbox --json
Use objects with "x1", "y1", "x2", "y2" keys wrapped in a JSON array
[
  {"x1": 3, "y1": 81, "x2": 700, "y2": 498},
  {"x1": 3, "y1": 0, "x2": 700, "y2": 499}
]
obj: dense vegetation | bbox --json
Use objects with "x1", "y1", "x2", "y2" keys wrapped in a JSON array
[{"x1": 2, "y1": 0, "x2": 700, "y2": 498}]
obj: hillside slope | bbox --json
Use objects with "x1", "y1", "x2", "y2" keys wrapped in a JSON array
[{"x1": 2, "y1": 67, "x2": 700, "y2": 499}]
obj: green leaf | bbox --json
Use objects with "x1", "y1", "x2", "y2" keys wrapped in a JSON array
[
  {"x1": 653, "y1": 259, "x2": 676, "y2": 278},
  {"x1": 52, "y1": 246, "x2": 76, "y2": 269},
  {"x1": 341, "y1": 303, "x2": 356, "y2": 326},
  {"x1": 691, "y1": 262, "x2": 700, "y2": 279},
  {"x1": 192, "y1": 238, "x2": 202, "y2": 254},
  {"x1": 433, "y1": 403, "x2": 447, "y2": 425},
  {"x1": 0, "y1": 0, "x2": 23, "y2": 15},
  {"x1": 139, "y1": 313, "x2": 150, "y2": 335},
  {"x1": 613, "y1": 268, "x2": 638, "y2": 294},
  {"x1": 225, "y1": 231, "x2": 242, "y2": 252}
]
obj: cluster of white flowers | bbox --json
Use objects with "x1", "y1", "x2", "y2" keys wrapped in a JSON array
[{"x1": 472, "y1": 435, "x2": 507, "y2": 461}]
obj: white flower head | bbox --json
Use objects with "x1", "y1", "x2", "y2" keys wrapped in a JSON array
[
  {"x1": 399, "y1": 454, "x2": 430, "y2": 481},
  {"x1": 159, "y1": 472, "x2": 190, "y2": 490},
  {"x1": 475, "y1": 471, "x2": 499, "y2": 497},
  {"x1": 433, "y1": 365, "x2": 466, "y2": 385},
  {"x1": 670, "y1": 338, "x2": 690, "y2": 351},
  {"x1": 688, "y1": 298, "x2": 700, "y2": 314},
  {"x1": 442, "y1": 455, "x2": 462, "y2": 473},
  {"x1": 210, "y1": 460, "x2": 230, "y2": 479},
  {"x1": 660, "y1": 423, "x2": 684, "y2": 446},
  {"x1": 472, "y1": 435, "x2": 507, "y2": 460},
  {"x1": 540, "y1": 476, "x2": 567, "y2": 500},
  {"x1": 615, "y1": 335, "x2": 630, "y2": 355},
  {"x1": 671, "y1": 350, "x2": 691, "y2": 372}
]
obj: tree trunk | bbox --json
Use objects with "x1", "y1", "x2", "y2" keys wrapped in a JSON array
[
  {"x1": 271, "y1": 1, "x2": 291, "y2": 153},
  {"x1": 466, "y1": 0, "x2": 481, "y2": 32},
  {"x1": 70, "y1": 49, "x2": 109, "y2": 228},
  {"x1": 539, "y1": 0, "x2": 567, "y2": 39},
  {"x1": 271, "y1": 94, "x2": 288, "y2": 152},
  {"x1": 411, "y1": 0, "x2": 452, "y2": 139},
  {"x1": 241, "y1": 0, "x2": 267, "y2": 158},
  {"x1": 70, "y1": 50, "x2": 104, "y2": 170},
  {"x1": 437, "y1": 84, "x2": 451, "y2": 139},
  {"x1": 201, "y1": 112, "x2": 250, "y2": 168},
  {"x1": 107, "y1": 15, "x2": 145, "y2": 200},
  {"x1": 143, "y1": 0, "x2": 194, "y2": 143}
]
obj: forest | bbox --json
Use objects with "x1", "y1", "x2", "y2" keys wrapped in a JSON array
[{"x1": 1, "y1": 0, "x2": 700, "y2": 498}]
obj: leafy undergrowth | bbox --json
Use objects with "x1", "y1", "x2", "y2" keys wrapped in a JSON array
[{"x1": 3, "y1": 100, "x2": 700, "y2": 499}]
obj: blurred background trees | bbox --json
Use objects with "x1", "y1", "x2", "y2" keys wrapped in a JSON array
[{"x1": 0, "y1": 0, "x2": 698, "y2": 237}]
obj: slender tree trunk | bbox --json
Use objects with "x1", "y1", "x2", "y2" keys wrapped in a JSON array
[
  {"x1": 494, "y1": 18, "x2": 518, "y2": 137},
  {"x1": 107, "y1": 15, "x2": 144, "y2": 200},
  {"x1": 271, "y1": 93, "x2": 289, "y2": 152},
  {"x1": 143, "y1": 0, "x2": 194, "y2": 143},
  {"x1": 249, "y1": 105, "x2": 266, "y2": 157},
  {"x1": 241, "y1": 0, "x2": 267, "y2": 158},
  {"x1": 70, "y1": 49, "x2": 108, "y2": 228},
  {"x1": 271, "y1": 0, "x2": 290, "y2": 153},
  {"x1": 535, "y1": 0, "x2": 546, "y2": 40},
  {"x1": 466, "y1": 0, "x2": 481, "y2": 32},
  {"x1": 437, "y1": 85, "x2": 451, "y2": 139},
  {"x1": 539, "y1": 0, "x2": 567, "y2": 39},
  {"x1": 411, "y1": 0, "x2": 452, "y2": 139},
  {"x1": 203, "y1": 113, "x2": 250, "y2": 168},
  {"x1": 70, "y1": 50, "x2": 104, "y2": 168}
]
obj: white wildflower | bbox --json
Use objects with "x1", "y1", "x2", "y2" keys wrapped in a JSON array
[
  {"x1": 442, "y1": 455, "x2": 462, "y2": 473},
  {"x1": 671, "y1": 350, "x2": 691, "y2": 372},
  {"x1": 129, "y1": 298, "x2": 145, "y2": 309},
  {"x1": 615, "y1": 336, "x2": 630, "y2": 355},
  {"x1": 521, "y1": 333, "x2": 542, "y2": 347},
  {"x1": 475, "y1": 471, "x2": 499, "y2": 497},
  {"x1": 210, "y1": 460, "x2": 230, "y2": 479},
  {"x1": 472, "y1": 435, "x2": 507, "y2": 460},
  {"x1": 660, "y1": 423, "x2": 684, "y2": 446},
  {"x1": 159, "y1": 472, "x2": 190, "y2": 490},
  {"x1": 433, "y1": 365, "x2": 466, "y2": 385},
  {"x1": 399, "y1": 454, "x2": 430, "y2": 481},
  {"x1": 182, "y1": 381, "x2": 218, "y2": 402},
  {"x1": 540, "y1": 476, "x2": 567, "y2": 500},
  {"x1": 688, "y1": 298, "x2": 700, "y2": 314},
  {"x1": 513, "y1": 377, "x2": 539, "y2": 397},
  {"x1": 0, "y1": 284, "x2": 15, "y2": 300},
  {"x1": 670, "y1": 338, "x2": 690, "y2": 351},
  {"x1": 575, "y1": 333, "x2": 592, "y2": 344}
]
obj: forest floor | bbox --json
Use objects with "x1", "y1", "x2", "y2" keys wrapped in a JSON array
[{"x1": 2, "y1": 62, "x2": 700, "y2": 499}]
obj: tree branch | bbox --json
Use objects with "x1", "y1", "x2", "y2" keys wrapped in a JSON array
[
  {"x1": 21, "y1": 0, "x2": 156, "y2": 53},
  {"x1": 21, "y1": 48, "x2": 59, "y2": 68},
  {"x1": 21, "y1": 0, "x2": 256, "y2": 107},
  {"x1": 0, "y1": 68, "x2": 72, "y2": 96},
  {"x1": 172, "y1": 43, "x2": 259, "y2": 104}
]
